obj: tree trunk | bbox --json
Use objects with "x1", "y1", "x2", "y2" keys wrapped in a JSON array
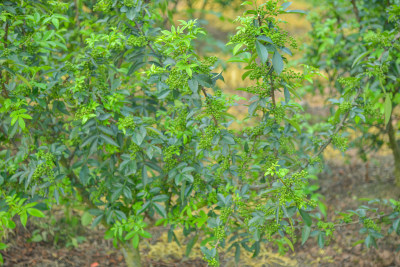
[
  {"x1": 121, "y1": 243, "x2": 142, "y2": 267},
  {"x1": 387, "y1": 117, "x2": 400, "y2": 186}
]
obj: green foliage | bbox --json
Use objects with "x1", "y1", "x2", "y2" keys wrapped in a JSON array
[
  {"x1": 304, "y1": 0, "x2": 400, "y2": 165},
  {"x1": 1, "y1": 0, "x2": 400, "y2": 266}
]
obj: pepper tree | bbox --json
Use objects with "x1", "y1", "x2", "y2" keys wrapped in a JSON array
[
  {"x1": 1, "y1": 1, "x2": 400, "y2": 267},
  {"x1": 304, "y1": 0, "x2": 400, "y2": 185}
]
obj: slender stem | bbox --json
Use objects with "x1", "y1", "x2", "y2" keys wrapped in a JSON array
[
  {"x1": 351, "y1": 0, "x2": 361, "y2": 24},
  {"x1": 74, "y1": 0, "x2": 80, "y2": 27},
  {"x1": 1, "y1": 21, "x2": 9, "y2": 98},
  {"x1": 387, "y1": 116, "x2": 400, "y2": 185}
]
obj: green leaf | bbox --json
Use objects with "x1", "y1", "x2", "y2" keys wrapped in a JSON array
[
  {"x1": 132, "y1": 234, "x2": 140, "y2": 248},
  {"x1": 284, "y1": 236, "x2": 294, "y2": 252},
  {"x1": 16, "y1": 74, "x2": 32, "y2": 89},
  {"x1": 281, "y1": 2, "x2": 292, "y2": 10},
  {"x1": 153, "y1": 203, "x2": 167, "y2": 218},
  {"x1": 188, "y1": 79, "x2": 199, "y2": 93},
  {"x1": 352, "y1": 51, "x2": 371, "y2": 68},
  {"x1": 0, "y1": 243, "x2": 7, "y2": 250},
  {"x1": 81, "y1": 211, "x2": 92, "y2": 226},
  {"x1": 287, "y1": 119, "x2": 301, "y2": 134},
  {"x1": 18, "y1": 117, "x2": 25, "y2": 130},
  {"x1": 27, "y1": 208, "x2": 45, "y2": 218},
  {"x1": 285, "y1": 9, "x2": 307, "y2": 14},
  {"x1": 125, "y1": 231, "x2": 136, "y2": 240},
  {"x1": 255, "y1": 40, "x2": 269, "y2": 64},
  {"x1": 139, "y1": 231, "x2": 152, "y2": 239},
  {"x1": 257, "y1": 36, "x2": 273, "y2": 44},
  {"x1": 20, "y1": 211, "x2": 27, "y2": 227},
  {"x1": 301, "y1": 225, "x2": 311, "y2": 245},
  {"x1": 235, "y1": 243, "x2": 241, "y2": 263},
  {"x1": 317, "y1": 232, "x2": 325, "y2": 248},
  {"x1": 241, "y1": 1, "x2": 253, "y2": 6},
  {"x1": 100, "y1": 134, "x2": 119, "y2": 147},
  {"x1": 52, "y1": 17, "x2": 59, "y2": 29},
  {"x1": 272, "y1": 51, "x2": 284, "y2": 75},
  {"x1": 299, "y1": 209, "x2": 312, "y2": 226},
  {"x1": 384, "y1": 94, "x2": 392, "y2": 126},
  {"x1": 185, "y1": 234, "x2": 198, "y2": 256}
]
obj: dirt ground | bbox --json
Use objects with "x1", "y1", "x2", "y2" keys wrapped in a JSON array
[{"x1": 2, "y1": 154, "x2": 400, "y2": 267}]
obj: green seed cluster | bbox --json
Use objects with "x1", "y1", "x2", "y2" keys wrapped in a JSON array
[
  {"x1": 278, "y1": 186, "x2": 304, "y2": 207},
  {"x1": 236, "y1": 200, "x2": 247, "y2": 216},
  {"x1": 271, "y1": 105, "x2": 285, "y2": 123},
  {"x1": 73, "y1": 76, "x2": 88, "y2": 93},
  {"x1": 317, "y1": 221, "x2": 335, "y2": 238},
  {"x1": 91, "y1": 47, "x2": 110, "y2": 63},
  {"x1": 248, "y1": 63, "x2": 271, "y2": 80},
  {"x1": 341, "y1": 214, "x2": 353, "y2": 223},
  {"x1": 199, "y1": 125, "x2": 220, "y2": 149},
  {"x1": 193, "y1": 175, "x2": 205, "y2": 191},
  {"x1": 2, "y1": 48, "x2": 10, "y2": 57},
  {"x1": 332, "y1": 134, "x2": 348, "y2": 152},
  {"x1": 203, "y1": 257, "x2": 219, "y2": 267},
  {"x1": 93, "y1": 0, "x2": 112, "y2": 12},
  {"x1": 64, "y1": 61, "x2": 78, "y2": 72},
  {"x1": 229, "y1": 24, "x2": 258, "y2": 49},
  {"x1": 279, "y1": 137, "x2": 294, "y2": 154},
  {"x1": 32, "y1": 152, "x2": 55, "y2": 183},
  {"x1": 364, "y1": 31, "x2": 393, "y2": 48},
  {"x1": 166, "y1": 68, "x2": 189, "y2": 92},
  {"x1": 264, "y1": 222, "x2": 280, "y2": 241},
  {"x1": 363, "y1": 218, "x2": 380, "y2": 232},
  {"x1": 309, "y1": 156, "x2": 321, "y2": 165},
  {"x1": 205, "y1": 96, "x2": 225, "y2": 120},
  {"x1": 198, "y1": 56, "x2": 218, "y2": 73},
  {"x1": 339, "y1": 101, "x2": 352, "y2": 113},
  {"x1": 171, "y1": 107, "x2": 188, "y2": 131},
  {"x1": 220, "y1": 207, "x2": 232, "y2": 222},
  {"x1": 364, "y1": 103, "x2": 379, "y2": 118},
  {"x1": 312, "y1": 136, "x2": 322, "y2": 147},
  {"x1": 289, "y1": 170, "x2": 308, "y2": 185},
  {"x1": 75, "y1": 106, "x2": 93, "y2": 121},
  {"x1": 163, "y1": 145, "x2": 179, "y2": 171},
  {"x1": 123, "y1": 0, "x2": 137, "y2": 7},
  {"x1": 263, "y1": 155, "x2": 277, "y2": 172},
  {"x1": 14, "y1": 84, "x2": 30, "y2": 96},
  {"x1": 244, "y1": 83, "x2": 270, "y2": 98},
  {"x1": 129, "y1": 142, "x2": 140, "y2": 159},
  {"x1": 127, "y1": 35, "x2": 148, "y2": 47},
  {"x1": 338, "y1": 77, "x2": 360, "y2": 89},
  {"x1": 270, "y1": 30, "x2": 297, "y2": 49},
  {"x1": 238, "y1": 154, "x2": 249, "y2": 179},
  {"x1": 283, "y1": 69, "x2": 303, "y2": 82},
  {"x1": 118, "y1": 116, "x2": 136, "y2": 133},
  {"x1": 214, "y1": 225, "x2": 226, "y2": 240}
]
